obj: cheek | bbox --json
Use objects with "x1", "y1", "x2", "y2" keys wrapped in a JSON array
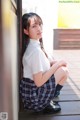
[
  {"x1": 28, "y1": 29, "x2": 33, "y2": 36},
  {"x1": 30, "y1": 30, "x2": 36, "y2": 36},
  {"x1": 28, "y1": 31, "x2": 36, "y2": 38},
  {"x1": 30, "y1": 31, "x2": 34, "y2": 36}
]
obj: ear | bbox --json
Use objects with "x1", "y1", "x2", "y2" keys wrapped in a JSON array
[{"x1": 24, "y1": 29, "x2": 29, "y2": 35}]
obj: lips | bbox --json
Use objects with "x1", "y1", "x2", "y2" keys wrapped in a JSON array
[{"x1": 37, "y1": 32, "x2": 42, "y2": 35}]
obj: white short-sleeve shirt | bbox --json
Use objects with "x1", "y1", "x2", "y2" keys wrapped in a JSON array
[{"x1": 22, "y1": 39, "x2": 50, "y2": 80}]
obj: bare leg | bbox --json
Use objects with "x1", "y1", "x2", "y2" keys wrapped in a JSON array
[
  {"x1": 54, "y1": 66, "x2": 69, "y2": 85},
  {"x1": 54, "y1": 66, "x2": 69, "y2": 97}
]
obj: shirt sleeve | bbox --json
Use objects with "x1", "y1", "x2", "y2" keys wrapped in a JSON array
[{"x1": 30, "y1": 50, "x2": 44, "y2": 74}]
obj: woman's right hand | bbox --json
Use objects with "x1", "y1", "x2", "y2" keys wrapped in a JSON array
[
  {"x1": 51, "y1": 60, "x2": 67, "y2": 74},
  {"x1": 52, "y1": 60, "x2": 67, "y2": 69},
  {"x1": 58, "y1": 60, "x2": 67, "y2": 67}
]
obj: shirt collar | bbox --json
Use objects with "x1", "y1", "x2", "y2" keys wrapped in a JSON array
[{"x1": 30, "y1": 39, "x2": 40, "y2": 46}]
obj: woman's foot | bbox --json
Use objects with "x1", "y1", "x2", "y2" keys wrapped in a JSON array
[{"x1": 42, "y1": 101, "x2": 61, "y2": 114}]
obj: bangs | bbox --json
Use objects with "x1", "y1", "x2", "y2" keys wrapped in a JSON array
[
  {"x1": 34, "y1": 16, "x2": 43, "y2": 25},
  {"x1": 29, "y1": 15, "x2": 43, "y2": 26}
]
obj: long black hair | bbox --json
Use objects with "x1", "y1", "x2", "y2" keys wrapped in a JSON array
[
  {"x1": 22, "y1": 12, "x2": 42, "y2": 56},
  {"x1": 22, "y1": 12, "x2": 48, "y2": 57}
]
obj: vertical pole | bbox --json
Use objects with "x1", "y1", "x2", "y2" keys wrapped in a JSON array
[{"x1": 17, "y1": 0, "x2": 23, "y2": 111}]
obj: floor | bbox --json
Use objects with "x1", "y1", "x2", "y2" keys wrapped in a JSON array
[{"x1": 19, "y1": 50, "x2": 80, "y2": 120}]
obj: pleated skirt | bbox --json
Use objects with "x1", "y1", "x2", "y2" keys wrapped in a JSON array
[{"x1": 20, "y1": 75, "x2": 56, "y2": 112}]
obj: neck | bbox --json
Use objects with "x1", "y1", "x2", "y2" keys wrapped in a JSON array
[{"x1": 30, "y1": 38, "x2": 39, "y2": 41}]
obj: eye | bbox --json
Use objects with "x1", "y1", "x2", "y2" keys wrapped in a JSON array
[
  {"x1": 39, "y1": 23, "x2": 42, "y2": 26},
  {"x1": 32, "y1": 25, "x2": 36, "y2": 28}
]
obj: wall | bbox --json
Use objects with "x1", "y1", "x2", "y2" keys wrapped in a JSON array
[{"x1": 0, "y1": 0, "x2": 18, "y2": 120}]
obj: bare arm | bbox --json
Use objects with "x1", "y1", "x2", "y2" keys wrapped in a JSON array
[{"x1": 33, "y1": 60, "x2": 67, "y2": 87}]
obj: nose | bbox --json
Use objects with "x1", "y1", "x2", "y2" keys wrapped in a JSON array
[{"x1": 37, "y1": 24, "x2": 42, "y2": 31}]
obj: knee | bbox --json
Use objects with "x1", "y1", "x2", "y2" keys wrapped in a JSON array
[{"x1": 61, "y1": 67, "x2": 69, "y2": 79}]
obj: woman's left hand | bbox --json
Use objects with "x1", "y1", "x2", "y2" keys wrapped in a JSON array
[{"x1": 50, "y1": 60, "x2": 57, "y2": 66}]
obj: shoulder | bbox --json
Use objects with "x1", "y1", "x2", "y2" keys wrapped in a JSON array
[
  {"x1": 24, "y1": 46, "x2": 42, "y2": 59},
  {"x1": 31, "y1": 47, "x2": 42, "y2": 58}
]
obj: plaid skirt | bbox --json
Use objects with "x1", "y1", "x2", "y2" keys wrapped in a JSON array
[{"x1": 20, "y1": 75, "x2": 56, "y2": 112}]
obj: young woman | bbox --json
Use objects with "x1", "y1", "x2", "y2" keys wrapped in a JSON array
[{"x1": 20, "y1": 12, "x2": 69, "y2": 114}]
